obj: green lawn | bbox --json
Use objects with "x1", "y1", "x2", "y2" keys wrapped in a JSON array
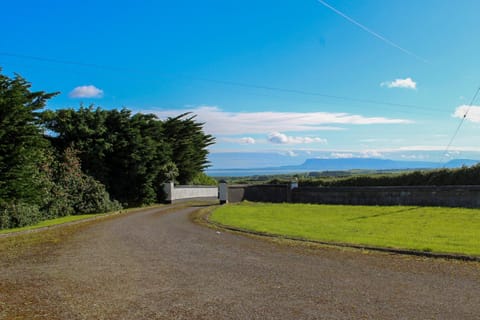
[
  {"x1": 210, "y1": 203, "x2": 480, "y2": 256},
  {"x1": 0, "y1": 214, "x2": 103, "y2": 235}
]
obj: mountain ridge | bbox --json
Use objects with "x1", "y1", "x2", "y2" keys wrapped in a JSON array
[{"x1": 279, "y1": 158, "x2": 479, "y2": 171}]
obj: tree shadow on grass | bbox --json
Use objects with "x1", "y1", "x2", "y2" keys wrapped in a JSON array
[{"x1": 348, "y1": 207, "x2": 421, "y2": 221}]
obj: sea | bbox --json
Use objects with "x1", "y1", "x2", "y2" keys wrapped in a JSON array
[{"x1": 205, "y1": 168, "x2": 305, "y2": 177}]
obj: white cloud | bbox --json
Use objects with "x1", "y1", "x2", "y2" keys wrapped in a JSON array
[
  {"x1": 453, "y1": 105, "x2": 480, "y2": 123},
  {"x1": 241, "y1": 137, "x2": 256, "y2": 144},
  {"x1": 444, "y1": 150, "x2": 460, "y2": 158},
  {"x1": 69, "y1": 85, "x2": 104, "y2": 98},
  {"x1": 152, "y1": 106, "x2": 412, "y2": 135},
  {"x1": 400, "y1": 154, "x2": 428, "y2": 160},
  {"x1": 362, "y1": 150, "x2": 384, "y2": 158},
  {"x1": 381, "y1": 77, "x2": 417, "y2": 89},
  {"x1": 330, "y1": 152, "x2": 354, "y2": 159},
  {"x1": 286, "y1": 150, "x2": 298, "y2": 157},
  {"x1": 329, "y1": 150, "x2": 383, "y2": 159},
  {"x1": 221, "y1": 137, "x2": 256, "y2": 144},
  {"x1": 392, "y1": 145, "x2": 480, "y2": 153},
  {"x1": 268, "y1": 132, "x2": 327, "y2": 145}
]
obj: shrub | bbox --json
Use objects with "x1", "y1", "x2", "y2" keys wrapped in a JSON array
[
  {"x1": 0, "y1": 202, "x2": 41, "y2": 229},
  {"x1": 189, "y1": 172, "x2": 218, "y2": 186},
  {"x1": 74, "y1": 175, "x2": 122, "y2": 214},
  {"x1": 299, "y1": 164, "x2": 480, "y2": 187}
]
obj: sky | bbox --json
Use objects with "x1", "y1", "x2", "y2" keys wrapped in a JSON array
[{"x1": 2, "y1": 0, "x2": 480, "y2": 169}]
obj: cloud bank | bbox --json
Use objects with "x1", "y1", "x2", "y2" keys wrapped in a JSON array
[
  {"x1": 152, "y1": 106, "x2": 412, "y2": 135},
  {"x1": 69, "y1": 85, "x2": 104, "y2": 98}
]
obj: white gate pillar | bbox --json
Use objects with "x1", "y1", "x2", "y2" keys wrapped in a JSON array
[{"x1": 163, "y1": 181, "x2": 174, "y2": 203}]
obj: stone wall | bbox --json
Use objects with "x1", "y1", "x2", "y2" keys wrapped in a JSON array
[
  {"x1": 227, "y1": 184, "x2": 480, "y2": 208},
  {"x1": 228, "y1": 184, "x2": 290, "y2": 203},
  {"x1": 292, "y1": 185, "x2": 480, "y2": 207}
]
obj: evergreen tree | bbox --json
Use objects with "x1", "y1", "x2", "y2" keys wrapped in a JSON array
[
  {"x1": 162, "y1": 113, "x2": 215, "y2": 184},
  {"x1": 103, "y1": 109, "x2": 170, "y2": 205},
  {"x1": 0, "y1": 71, "x2": 58, "y2": 207},
  {"x1": 44, "y1": 107, "x2": 174, "y2": 206},
  {"x1": 0, "y1": 71, "x2": 121, "y2": 229}
]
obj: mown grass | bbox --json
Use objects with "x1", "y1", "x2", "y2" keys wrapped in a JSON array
[{"x1": 210, "y1": 203, "x2": 480, "y2": 256}]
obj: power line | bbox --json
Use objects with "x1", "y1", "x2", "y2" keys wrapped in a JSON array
[
  {"x1": 443, "y1": 86, "x2": 480, "y2": 158},
  {"x1": 191, "y1": 76, "x2": 442, "y2": 112},
  {"x1": 0, "y1": 51, "x2": 122, "y2": 71},
  {"x1": 316, "y1": 0, "x2": 429, "y2": 64},
  {"x1": 0, "y1": 51, "x2": 445, "y2": 113}
]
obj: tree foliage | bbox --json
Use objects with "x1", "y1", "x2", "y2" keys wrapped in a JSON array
[
  {"x1": 300, "y1": 165, "x2": 480, "y2": 187},
  {"x1": 162, "y1": 113, "x2": 215, "y2": 184},
  {"x1": 42, "y1": 108, "x2": 215, "y2": 206},
  {"x1": 0, "y1": 71, "x2": 120, "y2": 229},
  {"x1": 49, "y1": 147, "x2": 121, "y2": 215},
  {"x1": 0, "y1": 72, "x2": 57, "y2": 207},
  {"x1": 0, "y1": 70, "x2": 215, "y2": 229}
]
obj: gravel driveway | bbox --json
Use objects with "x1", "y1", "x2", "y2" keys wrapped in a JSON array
[{"x1": 1, "y1": 204, "x2": 479, "y2": 319}]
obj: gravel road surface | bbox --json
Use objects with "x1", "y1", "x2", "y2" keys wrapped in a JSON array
[{"x1": 1, "y1": 204, "x2": 479, "y2": 319}]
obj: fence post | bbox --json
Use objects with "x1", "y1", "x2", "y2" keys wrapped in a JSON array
[
  {"x1": 163, "y1": 181, "x2": 174, "y2": 204},
  {"x1": 219, "y1": 180, "x2": 228, "y2": 204}
]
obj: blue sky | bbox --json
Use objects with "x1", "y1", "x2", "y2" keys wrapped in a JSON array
[{"x1": 3, "y1": 0, "x2": 480, "y2": 168}]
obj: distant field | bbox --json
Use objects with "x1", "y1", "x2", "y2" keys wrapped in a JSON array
[{"x1": 210, "y1": 203, "x2": 480, "y2": 256}]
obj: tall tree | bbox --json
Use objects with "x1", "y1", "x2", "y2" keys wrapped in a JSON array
[
  {"x1": 42, "y1": 105, "x2": 111, "y2": 183},
  {"x1": 103, "y1": 109, "x2": 170, "y2": 205},
  {"x1": 43, "y1": 108, "x2": 215, "y2": 205},
  {"x1": 0, "y1": 71, "x2": 121, "y2": 229},
  {"x1": 43, "y1": 107, "x2": 174, "y2": 206},
  {"x1": 0, "y1": 71, "x2": 58, "y2": 206},
  {"x1": 162, "y1": 113, "x2": 215, "y2": 184}
]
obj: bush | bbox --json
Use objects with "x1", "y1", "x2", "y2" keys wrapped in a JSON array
[
  {"x1": 299, "y1": 164, "x2": 480, "y2": 187},
  {"x1": 0, "y1": 202, "x2": 41, "y2": 229},
  {"x1": 74, "y1": 175, "x2": 122, "y2": 214},
  {"x1": 40, "y1": 147, "x2": 122, "y2": 217},
  {"x1": 189, "y1": 172, "x2": 218, "y2": 186}
]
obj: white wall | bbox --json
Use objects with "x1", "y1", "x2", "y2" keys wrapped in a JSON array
[{"x1": 173, "y1": 185, "x2": 218, "y2": 200}]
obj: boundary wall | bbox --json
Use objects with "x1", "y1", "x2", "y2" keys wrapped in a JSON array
[
  {"x1": 227, "y1": 184, "x2": 480, "y2": 208},
  {"x1": 163, "y1": 182, "x2": 219, "y2": 203}
]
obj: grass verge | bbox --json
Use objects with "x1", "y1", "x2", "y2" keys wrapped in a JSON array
[
  {"x1": 0, "y1": 214, "x2": 104, "y2": 235},
  {"x1": 210, "y1": 203, "x2": 480, "y2": 257},
  {"x1": 0, "y1": 205, "x2": 168, "y2": 262}
]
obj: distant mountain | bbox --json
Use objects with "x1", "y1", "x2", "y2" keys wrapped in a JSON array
[
  {"x1": 443, "y1": 159, "x2": 479, "y2": 168},
  {"x1": 281, "y1": 158, "x2": 479, "y2": 171},
  {"x1": 206, "y1": 156, "x2": 480, "y2": 177}
]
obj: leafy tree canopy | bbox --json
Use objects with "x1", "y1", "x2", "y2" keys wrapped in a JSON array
[
  {"x1": 0, "y1": 71, "x2": 58, "y2": 205},
  {"x1": 42, "y1": 108, "x2": 215, "y2": 206}
]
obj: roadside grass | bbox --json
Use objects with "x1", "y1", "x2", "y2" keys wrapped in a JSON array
[
  {"x1": 0, "y1": 205, "x2": 165, "y2": 262},
  {"x1": 0, "y1": 214, "x2": 104, "y2": 235},
  {"x1": 0, "y1": 217, "x2": 105, "y2": 263},
  {"x1": 210, "y1": 202, "x2": 480, "y2": 256},
  {"x1": 0, "y1": 201, "x2": 214, "y2": 262}
]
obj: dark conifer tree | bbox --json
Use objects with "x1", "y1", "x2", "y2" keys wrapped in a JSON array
[{"x1": 0, "y1": 71, "x2": 58, "y2": 206}]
